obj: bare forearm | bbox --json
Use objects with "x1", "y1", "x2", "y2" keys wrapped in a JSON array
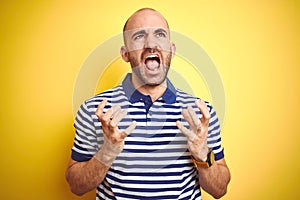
[
  {"x1": 198, "y1": 160, "x2": 231, "y2": 199},
  {"x1": 66, "y1": 157, "x2": 109, "y2": 196}
]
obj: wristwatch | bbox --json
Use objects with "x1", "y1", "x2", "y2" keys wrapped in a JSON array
[{"x1": 192, "y1": 148, "x2": 215, "y2": 169}]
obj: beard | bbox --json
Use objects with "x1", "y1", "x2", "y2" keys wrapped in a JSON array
[{"x1": 128, "y1": 49, "x2": 172, "y2": 87}]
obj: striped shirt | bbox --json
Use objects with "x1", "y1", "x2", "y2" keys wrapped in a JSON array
[{"x1": 71, "y1": 73, "x2": 224, "y2": 200}]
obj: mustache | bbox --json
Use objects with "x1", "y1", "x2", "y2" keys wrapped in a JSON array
[{"x1": 140, "y1": 48, "x2": 162, "y2": 60}]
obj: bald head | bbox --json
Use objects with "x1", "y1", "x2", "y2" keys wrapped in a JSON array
[
  {"x1": 123, "y1": 8, "x2": 169, "y2": 32},
  {"x1": 120, "y1": 8, "x2": 176, "y2": 88}
]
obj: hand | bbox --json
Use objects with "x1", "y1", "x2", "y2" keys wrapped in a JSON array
[
  {"x1": 176, "y1": 100, "x2": 211, "y2": 161},
  {"x1": 94, "y1": 99, "x2": 136, "y2": 166}
]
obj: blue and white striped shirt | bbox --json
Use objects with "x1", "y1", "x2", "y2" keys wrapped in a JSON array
[{"x1": 71, "y1": 73, "x2": 224, "y2": 200}]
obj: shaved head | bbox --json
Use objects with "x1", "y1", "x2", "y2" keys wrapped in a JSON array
[
  {"x1": 123, "y1": 8, "x2": 169, "y2": 32},
  {"x1": 122, "y1": 8, "x2": 170, "y2": 45},
  {"x1": 120, "y1": 8, "x2": 176, "y2": 89}
]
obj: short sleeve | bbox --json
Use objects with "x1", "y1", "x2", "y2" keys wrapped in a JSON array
[
  {"x1": 71, "y1": 102, "x2": 99, "y2": 162},
  {"x1": 207, "y1": 104, "x2": 224, "y2": 161}
]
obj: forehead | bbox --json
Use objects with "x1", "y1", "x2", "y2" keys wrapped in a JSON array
[
  {"x1": 124, "y1": 27, "x2": 168, "y2": 38},
  {"x1": 125, "y1": 10, "x2": 169, "y2": 31}
]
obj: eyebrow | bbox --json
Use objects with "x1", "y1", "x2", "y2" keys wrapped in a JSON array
[
  {"x1": 153, "y1": 28, "x2": 168, "y2": 36},
  {"x1": 131, "y1": 28, "x2": 169, "y2": 39},
  {"x1": 131, "y1": 30, "x2": 146, "y2": 39}
]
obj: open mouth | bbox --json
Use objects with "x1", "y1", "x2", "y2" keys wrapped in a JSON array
[{"x1": 144, "y1": 55, "x2": 161, "y2": 71}]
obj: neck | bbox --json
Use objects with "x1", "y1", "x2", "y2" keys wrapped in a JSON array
[{"x1": 132, "y1": 76, "x2": 167, "y2": 102}]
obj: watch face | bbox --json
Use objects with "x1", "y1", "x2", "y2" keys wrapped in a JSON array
[
  {"x1": 208, "y1": 150, "x2": 215, "y2": 166},
  {"x1": 210, "y1": 151, "x2": 215, "y2": 162},
  {"x1": 192, "y1": 150, "x2": 215, "y2": 169}
]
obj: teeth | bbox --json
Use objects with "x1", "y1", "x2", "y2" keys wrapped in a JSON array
[{"x1": 146, "y1": 55, "x2": 158, "y2": 59}]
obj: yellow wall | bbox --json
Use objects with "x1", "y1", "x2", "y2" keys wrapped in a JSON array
[{"x1": 1, "y1": 1, "x2": 300, "y2": 199}]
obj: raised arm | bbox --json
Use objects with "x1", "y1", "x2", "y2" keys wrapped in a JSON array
[
  {"x1": 66, "y1": 99, "x2": 136, "y2": 196},
  {"x1": 176, "y1": 100, "x2": 231, "y2": 199}
]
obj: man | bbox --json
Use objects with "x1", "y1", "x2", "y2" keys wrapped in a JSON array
[{"x1": 66, "y1": 8, "x2": 230, "y2": 199}]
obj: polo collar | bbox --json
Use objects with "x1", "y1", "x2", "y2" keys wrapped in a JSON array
[{"x1": 122, "y1": 73, "x2": 177, "y2": 104}]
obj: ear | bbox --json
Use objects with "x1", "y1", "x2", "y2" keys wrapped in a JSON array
[
  {"x1": 171, "y1": 43, "x2": 176, "y2": 58},
  {"x1": 120, "y1": 46, "x2": 129, "y2": 62}
]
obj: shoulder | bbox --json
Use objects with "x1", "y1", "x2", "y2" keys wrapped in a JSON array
[
  {"x1": 176, "y1": 89, "x2": 198, "y2": 102},
  {"x1": 82, "y1": 85, "x2": 125, "y2": 109},
  {"x1": 74, "y1": 84, "x2": 126, "y2": 125},
  {"x1": 175, "y1": 89, "x2": 213, "y2": 112}
]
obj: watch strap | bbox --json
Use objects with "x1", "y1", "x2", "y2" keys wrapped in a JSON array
[{"x1": 192, "y1": 148, "x2": 215, "y2": 169}]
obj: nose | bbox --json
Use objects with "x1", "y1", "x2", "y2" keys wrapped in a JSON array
[
  {"x1": 144, "y1": 34, "x2": 159, "y2": 51},
  {"x1": 145, "y1": 47, "x2": 157, "y2": 54}
]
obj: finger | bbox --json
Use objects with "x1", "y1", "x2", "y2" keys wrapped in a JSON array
[
  {"x1": 195, "y1": 100, "x2": 211, "y2": 125},
  {"x1": 103, "y1": 105, "x2": 121, "y2": 122},
  {"x1": 176, "y1": 120, "x2": 196, "y2": 142},
  {"x1": 95, "y1": 99, "x2": 107, "y2": 118},
  {"x1": 111, "y1": 105, "x2": 121, "y2": 116},
  {"x1": 111, "y1": 109, "x2": 127, "y2": 127},
  {"x1": 187, "y1": 105, "x2": 200, "y2": 127},
  {"x1": 122, "y1": 121, "x2": 137, "y2": 139},
  {"x1": 182, "y1": 108, "x2": 195, "y2": 129}
]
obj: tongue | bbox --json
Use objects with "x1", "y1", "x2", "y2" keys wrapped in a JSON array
[{"x1": 145, "y1": 60, "x2": 159, "y2": 70}]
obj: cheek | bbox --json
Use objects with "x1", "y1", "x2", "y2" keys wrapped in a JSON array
[
  {"x1": 128, "y1": 51, "x2": 142, "y2": 61},
  {"x1": 127, "y1": 42, "x2": 145, "y2": 52},
  {"x1": 128, "y1": 52, "x2": 142, "y2": 67},
  {"x1": 162, "y1": 51, "x2": 172, "y2": 62},
  {"x1": 158, "y1": 40, "x2": 172, "y2": 52}
]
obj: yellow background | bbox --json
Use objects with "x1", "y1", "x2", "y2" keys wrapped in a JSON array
[{"x1": 1, "y1": 0, "x2": 300, "y2": 199}]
